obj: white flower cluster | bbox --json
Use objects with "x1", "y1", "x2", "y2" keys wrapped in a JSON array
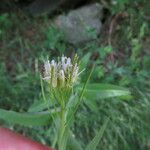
[{"x1": 43, "y1": 55, "x2": 79, "y2": 88}]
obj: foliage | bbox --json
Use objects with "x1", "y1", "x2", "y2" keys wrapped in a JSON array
[
  {"x1": 0, "y1": 13, "x2": 12, "y2": 38},
  {"x1": 44, "y1": 25, "x2": 66, "y2": 54},
  {"x1": 0, "y1": 0, "x2": 150, "y2": 149}
]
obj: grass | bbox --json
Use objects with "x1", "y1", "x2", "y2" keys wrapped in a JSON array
[
  {"x1": 74, "y1": 79, "x2": 150, "y2": 150},
  {"x1": 0, "y1": 1, "x2": 150, "y2": 149}
]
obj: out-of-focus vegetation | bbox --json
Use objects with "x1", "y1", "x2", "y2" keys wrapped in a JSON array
[{"x1": 0, "y1": 0, "x2": 150, "y2": 149}]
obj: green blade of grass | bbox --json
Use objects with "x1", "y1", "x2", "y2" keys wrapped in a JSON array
[
  {"x1": 66, "y1": 65, "x2": 95, "y2": 126},
  {"x1": 67, "y1": 131, "x2": 83, "y2": 150},
  {"x1": 85, "y1": 117, "x2": 110, "y2": 150}
]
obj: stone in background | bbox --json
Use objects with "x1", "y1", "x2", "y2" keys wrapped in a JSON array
[{"x1": 54, "y1": 3, "x2": 103, "y2": 45}]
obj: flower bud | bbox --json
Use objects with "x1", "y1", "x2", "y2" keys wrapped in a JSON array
[
  {"x1": 51, "y1": 60, "x2": 57, "y2": 88},
  {"x1": 43, "y1": 60, "x2": 51, "y2": 81},
  {"x1": 58, "y1": 70, "x2": 65, "y2": 87}
]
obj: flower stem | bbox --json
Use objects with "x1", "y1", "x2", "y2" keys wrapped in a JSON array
[{"x1": 58, "y1": 106, "x2": 66, "y2": 150}]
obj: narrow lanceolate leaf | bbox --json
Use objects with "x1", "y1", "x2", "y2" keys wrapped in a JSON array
[
  {"x1": 85, "y1": 118, "x2": 109, "y2": 150},
  {"x1": 77, "y1": 83, "x2": 132, "y2": 100},
  {"x1": 28, "y1": 100, "x2": 52, "y2": 112},
  {"x1": 0, "y1": 108, "x2": 51, "y2": 126},
  {"x1": 67, "y1": 131, "x2": 83, "y2": 150},
  {"x1": 80, "y1": 52, "x2": 91, "y2": 70}
]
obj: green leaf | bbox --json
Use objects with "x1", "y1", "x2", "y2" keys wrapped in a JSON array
[
  {"x1": 77, "y1": 83, "x2": 132, "y2": 100},
  {"x1": 67, "y1": 131, "x2": 83, "y2": 150},
  {"x1": 28, "y1": 100, "x2": 52, "y2": 112},
  {"x1": 80, "y1": 52, "x2": 91, "y2": 70},
  {"x1": 85, "y1": 118, "x2": 109, "y2": 150},
  {"x1": 84, "y1": 98, "x2": 99, "y2": 113},
  {"x1": 83, "y1": 83, "x2": 127, "y2": 90},
  {"x1": 0, "y1": 108, "x2": 51, "y2": 126}
]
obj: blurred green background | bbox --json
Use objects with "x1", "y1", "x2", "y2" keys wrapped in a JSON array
[{"x1": 0, "y1": 0, "x2": 150, "y2": 149}]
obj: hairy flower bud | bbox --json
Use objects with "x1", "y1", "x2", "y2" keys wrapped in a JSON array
[
  {"x1": 43, "y1": 60, "x2": 51, "y2": 81},
  {"x1": 58, "y1": 70, "x2": 65, "y2": 87}
]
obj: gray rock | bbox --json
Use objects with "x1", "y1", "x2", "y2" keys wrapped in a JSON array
[{"x1": 54, "y1": 3, "x2": 103, "y2": 45}]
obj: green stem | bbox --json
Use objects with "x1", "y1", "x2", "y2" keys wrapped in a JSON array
[{"x1": 58, "y1": 106, "x2": 66, "y2": 150}]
